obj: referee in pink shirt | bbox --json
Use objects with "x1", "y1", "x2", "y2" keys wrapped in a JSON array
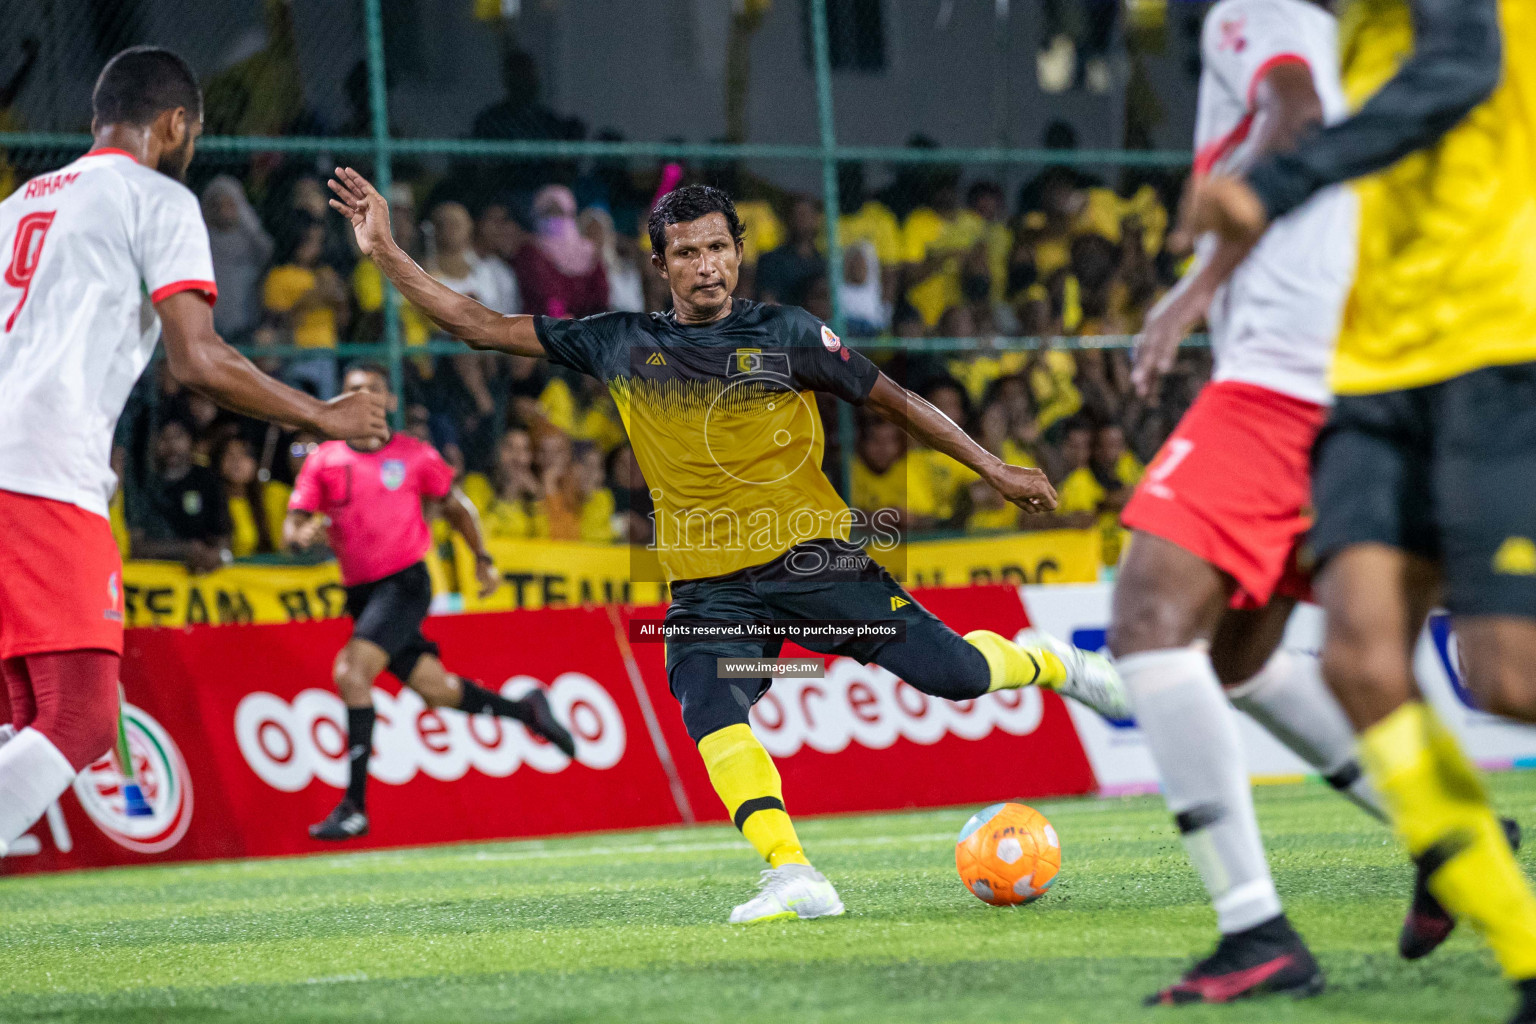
[{"x1": 285, "y1": 362, "x2": 575, "y2": 841}]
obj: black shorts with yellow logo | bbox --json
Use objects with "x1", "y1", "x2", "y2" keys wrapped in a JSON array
[{"x1": 1311, "y1": 362, "x2": 1536, "y2": 617}]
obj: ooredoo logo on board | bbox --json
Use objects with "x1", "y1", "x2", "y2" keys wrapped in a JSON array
[
  {"x1": 234, "y1": 674, "x2": 626, "y2": 792},
  {"x1": 749, "y1": 654, "x2": 1047, "y2": 758}
]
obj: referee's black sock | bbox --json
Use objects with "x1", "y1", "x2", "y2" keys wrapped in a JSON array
[
  {"x1": 458, "y1": 679, "x2": 534, "y2": 724},
  {"x1": 344, "y1": 706, "x2": 376, "y2": 809}
]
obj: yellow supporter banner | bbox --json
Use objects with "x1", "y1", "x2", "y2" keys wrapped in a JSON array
[
  {"x1": 460, "y1": 530, "x2": 1100, "y2": 611},
  {"x1": 123, "y1": 560, "x2": 346, "y2": 628},
  {"x1": 878, "y1": 529, "x2": 1103, "y2": 588},
  {"x1": 122, "y1": 547, "x2": 454, "y2": 628},
  {"x1": 455, "y1": 536, "x2": 668, "y2": 612}
]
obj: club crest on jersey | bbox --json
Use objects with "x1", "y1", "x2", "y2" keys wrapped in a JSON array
[
  {"x1": 820, "y1": 325, "x2": 841, "y2": 353},
  {"x1": 380, "y1": 459, "x2": 407, "y2": 491}
]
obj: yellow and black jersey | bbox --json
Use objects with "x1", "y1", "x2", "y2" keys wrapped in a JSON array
[
  {"x1": 1247, "y1": 0, "x2": 1536, "y2": 395},
  {"x1": 535, "y1": 299, "x2": 879, "y2": 582}
]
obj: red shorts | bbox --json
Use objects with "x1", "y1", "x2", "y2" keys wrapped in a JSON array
[
  {"x1": 0, "y1": 489, "x2": 124, "y2": 658},
  {"x1": 1122, "y1": 380, "x2": 1328, "y2": 609}
]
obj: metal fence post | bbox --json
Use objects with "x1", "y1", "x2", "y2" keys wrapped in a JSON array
[
  {"x1": 362, "y1": 0, "x2": 403, "y2": 425},
  {"x1": 808, "y1": 0, "x2": 856, "y2": 499}
]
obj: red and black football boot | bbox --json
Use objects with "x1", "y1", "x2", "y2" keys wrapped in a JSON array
[
  {"x1": 1400, "y1": 816, "x2": 1521, "y2": 960},
  {"x1": 1146, "y1": 914, "x2": 1324, "y2": 1006}
]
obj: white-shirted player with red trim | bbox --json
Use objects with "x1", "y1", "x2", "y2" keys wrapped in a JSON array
[
  {"x1": 1094, "y1": 0, "x2": 1426, "y2": 1005},
  {"x1": 0, "y1": 47, "x2": 386, "y2": 860}
]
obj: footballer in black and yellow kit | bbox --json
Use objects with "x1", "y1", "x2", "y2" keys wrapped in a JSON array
[
  {"x1": 327, "y1": 171, "x2": 1132, "y2": 924},
  {"x1": 1195, "y1": 1, "x2": 1536, "y2": 1018}
]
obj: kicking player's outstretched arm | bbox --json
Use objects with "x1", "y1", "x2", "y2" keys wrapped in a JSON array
[
  {"x1": 863, "y1": 372, "x2": 1058, "y2": 513},
  {"x1": 1195, "y1": 0, "x2": 1501, "y2": 241},
  {"x1": 327, "y1": 167, "x2": 545, "y2": 358},
  {"x1": 157, "y1": 291, "x2": 387, "y2": 442},
  {"x1": 1134, "y1": 62, "x2": 1326, "y2": 397}
]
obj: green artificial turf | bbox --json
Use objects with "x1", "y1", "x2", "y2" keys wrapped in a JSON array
[{"x1": 4, "y1": 773, "x2": 1536, "y2": 1023}]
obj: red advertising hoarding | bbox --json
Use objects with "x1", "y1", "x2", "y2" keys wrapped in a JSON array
[{"x1": 2, "y1": 586, "x2": 1096, "y2": 874}]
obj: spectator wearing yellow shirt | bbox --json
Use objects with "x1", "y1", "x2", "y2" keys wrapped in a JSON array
[
  {"x1": 536, "y1": 373, "x2": 625, "y2": 454},
  {"x1": 901, "y1": 174, "x2": 987, "y2": 327},
  {"x1": 263, "y1": 220, "x2": 349, "y2": 398},
  {"x1": 912, "y1": 379, "x2": 978, "y2": 528},
  {"x1": 1051, "y1": 418, "x2": 1106, "y2": 532},
  {"x1": 215, "y1": 436, "x2": 276, "y2": 558},
  {"x1": 1090, "y1": 423, "x2": 1140, "y2": 566},
  {"x1": 966, "y1": 181, "x2": 1014, "y2": 306},
  {"x1": 965, "y1": 401, "x2": 1030, "y2": 534},
  {"x1": 479, "y1": 428, "x2": 549, "y2": 541},
  {"x1": 534, "y1": 433, "x2": 614, "y2": 543},
  {"x1": 850, "y1": 419, "x2": 937, "y2": 534}
]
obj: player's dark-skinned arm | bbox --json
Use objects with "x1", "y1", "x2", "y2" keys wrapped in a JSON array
[
  {"x1": 1134, "y1": 62, "x2": 1325, "y2": 397},
  {"x1": 1194, "y1": 0, "x2": 1502, "y2": 242},
  {"x1": 431, "y1": 488, "x2": 501, "y2": 598},
  {"x1": 326, "y1": 167, "x2": 546, "y2": 358},
  {"x1": 156, "y1": 291, "x2": 387, "y2": 441},
  {"x1": 863, "y1": 373, "x2": 1059, "y2": 513}
]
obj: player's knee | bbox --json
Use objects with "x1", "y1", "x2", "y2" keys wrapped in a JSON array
[
  {"x1": 332, "y1": 655, "x2": 372, "y2": 705},
  {"x1": 1108, "y1": 586, "x2": 1197, "y2": 659},
  {"x1": 1318, "y1": 620, "x2": 1397, "y2": 697},
  {"x1": 1461, "y1": 652, "x2": 1536, "y2": 722}
]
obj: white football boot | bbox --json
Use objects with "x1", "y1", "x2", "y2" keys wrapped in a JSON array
[
  {"x1": 729, "y1": 864, "x2": 845, "y2": 924},
  {"x1": 1019, "y1": 628, "x2": 1134, "y2": 721}
]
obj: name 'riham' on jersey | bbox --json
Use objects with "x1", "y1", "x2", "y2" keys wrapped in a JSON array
[
  {"x1": 1194, "y1": 0, "x2": 1357, "y2": 406},
  {"x1": 0, "y1": 148, "x2": 216, "y2": 519}
]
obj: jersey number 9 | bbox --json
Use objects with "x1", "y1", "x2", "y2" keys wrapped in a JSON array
[{"x1": 4, "y1": 211, "x2": 56, "y2": 332}]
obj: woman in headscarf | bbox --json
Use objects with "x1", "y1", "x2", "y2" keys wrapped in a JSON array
[
  {"x1": 201, "y1": 175, "x2": 274, "y2": 344},
  {"x1": 512, "y1": 185, "x2": 609, "y2": 318}
]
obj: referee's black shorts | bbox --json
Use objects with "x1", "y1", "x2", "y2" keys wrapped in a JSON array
[
  {"x1": 1311, "y1": 361, "x2": 1536, "y2": 617},
  {"x1": 343, "y1": 561, "x2": 439, "y2": 681}
]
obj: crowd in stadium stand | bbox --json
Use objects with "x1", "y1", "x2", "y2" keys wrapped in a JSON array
[{"x1": 103, "y1": 140, "x2": 1206, "y2": 573}]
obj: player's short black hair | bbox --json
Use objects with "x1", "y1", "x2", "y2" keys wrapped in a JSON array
[
  {"x1": 92, "y1": 46, "x2": 201, "y2": 127},
  {"x1": 648, "y1": 185, "x2": 745, "y2": 256},
  {"x1": 344, "y1": 360, "x2": 392, "y2": 388}
]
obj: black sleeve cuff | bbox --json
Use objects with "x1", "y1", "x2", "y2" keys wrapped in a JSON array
[{"x1": 1245, "y1": 150, "x2": 1323, "y2": 224}]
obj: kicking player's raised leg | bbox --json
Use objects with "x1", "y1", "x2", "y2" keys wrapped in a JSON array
[
  {"x1": 403, "y1": 654, "x2": 575, "y2": 757},
  {"x1": 1110, "y1": 532, "x2": 1322, "y2": 1004},
  {"x1": 0, "y1": 652, "x2": 119, "y2": 856}
]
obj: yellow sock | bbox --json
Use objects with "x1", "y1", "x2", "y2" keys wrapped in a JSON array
[
  {"x1": 965, "y1": 630, "x2": 1067, "y2": 691},
  {"x1": 698, "y1": 724, "x2": 810, "y2": 868},
  {"x1": 1360, "y1": 702, "x2": 1536, "y2": 980}
]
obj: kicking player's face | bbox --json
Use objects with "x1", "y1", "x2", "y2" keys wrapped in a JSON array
[{"x1": 654, "y1": 213, "x2": 741, "y2": 321}]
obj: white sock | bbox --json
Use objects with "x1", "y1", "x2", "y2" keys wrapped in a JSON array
[
  {"x1": 1119, "y1": 647, "x2": 1282, "y2": 934},
  {"x1": 1225, "y1": 650, "x2": 1386, "y2": 822},
  {"x1": 0, "y1": 728, "x2": 76, "y2": 848}
]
